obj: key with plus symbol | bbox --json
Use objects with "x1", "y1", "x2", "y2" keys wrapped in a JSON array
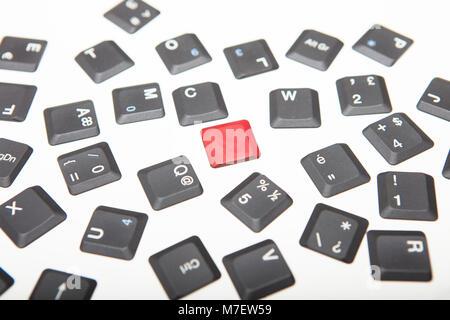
[
  {"x1": 417, "y1": 77, "x2": 450, "y2": 121},
  {"x1": 0, "y1": 138, "x2": 33, "y2": 188}
]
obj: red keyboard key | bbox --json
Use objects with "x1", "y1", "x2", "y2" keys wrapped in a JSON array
[{"x1": 201, "y1": 120, "x2": 260, "y2": 168}]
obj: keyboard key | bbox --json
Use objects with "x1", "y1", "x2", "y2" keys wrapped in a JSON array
[
  {"x1": 149, "y1": 236, "x2": 221, "y2": 300},
  {"x1": 336, "y1": 75, "x2": 392, "y2": 116},
  {"x1": 0, "y1": 268, "x2": 14, "y2": 296},
  {"x1": 286, "y1": 29, "x2": 343, "y2": 71},
  {"x1": 156, "y1": 33, "x2": 211, "y2": 75},
  {"x1": 0, "y1": 138, "x2": 33, "y2": 188},
  {"x1": 221, "y1": 172, "x2": 293, "y2": 232},
  {"x1": 0, "y1": 186, "x2": 66, "y2": 248},
  {"x1": 0, "y1": 36, "x2": 47, "y2": 72},
  {"x1": 363, "y1": 113, "x2": 434, "y2": 165},
  {"x1": 75, "y1": 40, "x2": 134, "y2": 83},
  {"x1": 301, "y1": 143, "x2": 370, "y2": 197},
  {"x1": 80, "y1": 206, "x2": 148, "y2": 260},
  {"x1": 300, "y1": 204, "x2": 368, "y2": 263},
  {"x1": 104, "y1": 0, "x2": 160, "y2": 34},
  {"x1": 29, "y1": 269, "x2": 97, "y2": 300},
  {"x1": 444, "y1": 150, "x2": 450, "y2": 179},
  {"x1": 113, "y1": 82, "x2": 164, "y2": 124},
  {"x1": 44, "y1": 100, "x2": 100, "y2": 145},
  {"x1": 367, "y1": 231, "x2": 432, "y2": 281},
  {"x1": 417, "y1": 77, "x2": 450, "y2": 121},
  {"x1": 58, "y1": 142, "x2": 121, "y2": 195},
  {"x1": 172, "y1": 82, "x2": 228, "y2": 126},
  {"x1": 378, "y1": 172, "x2": 437, "y2": 221},
  {"x1": 201, "y1": 120, "x2": 260, "y2": 168},
  {"x1": 270, "y1": 88, "x2": 321, "y2": 128},
  {"x1": 138, "y1": 155, "x2": 203, "y2": 210},
  {"x1": 353, "y1": 24, "x2": 413, "y2": 67},
  {"x1": 0, "y1": 82, "x2": 37, "y2": 122},
  {"x1": 223, "y1": 239, "x2": 294, "y2": 300},
  {"x1": 224, "y1": 39, "x2": 278, "y2": 79}
]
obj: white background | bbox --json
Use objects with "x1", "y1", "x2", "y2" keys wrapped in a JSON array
[{"x1": 0, "y1": 0, "x2": 449, "y2": 300}]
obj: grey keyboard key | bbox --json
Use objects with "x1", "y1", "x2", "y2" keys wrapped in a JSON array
[
  {"x1": 0, "y1": 138, "x2": 33, "y2": 188},
  {"x1": 0, "y1": 36, "x2": 47, "y2": 72},
  {"x1": 444, "y1": 150, "x2": 450, "y2": 179},
  {"x1": 0, "y1": 268, "x2": 14, "y2": 296},
  {"x1": 0, "y1": 82, "x2": 37, "y2": 122},
  {"x1": 417, "y1": 77, "x2": 450, "y2": 121}
]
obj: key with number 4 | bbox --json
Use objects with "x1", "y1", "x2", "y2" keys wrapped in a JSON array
[{"x1": 417, "y1": 77, "x2": 450, "y2": 121}]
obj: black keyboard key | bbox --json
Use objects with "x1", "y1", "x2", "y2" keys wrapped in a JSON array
[
  {"x1": 270, "y1": 88, "x2": 321, "y2": 128},
  {"x1": 80, "y1": 206, "x2": 148, "y2": 260},
  {"x1": 363, "y1": 113, "x2": 434, "y2": 165},
  {"x1": 444, "y1": 150, "x2": 450, "y2": 179},
  {"x1": 44, "y1": 100, "x2": 100, "y2": 145},
  {"x1": 417, "y1": 77, "x2": 450, "y2": 121},
  {"x1": 0, "y1": 82, "x2": 37, "y2": 122},
  {"x1": 104, "y1": 0, "x2": 160, "y2": 34},
  {"x1": 156, "y1": 33, "x2": 211, "y2": 75},
  {"x1": 221, "y1": 172, "x2": 293, "y2": 232},
  {"x1": 75, "y1": 40, "x2": 134, "y2": 83},
  {"x1": 29, "y1": 269, "x2": 97, "y2": 300},
  {"x1": 0, "y1": 138, "x2": 32, "y2": 188},
  {"x1": 0, "y1": 268, "x2": 14, "y2": 296},
  {"x1": 367, "y1": 231, "x2": 432, "y2": 281},
  {"x1": 353, "y1": 25, "x2": 413, "y2": 67},
  {"x1": 286, "y1": 29, "x2": 343, "y2": 71},
  {"x1": 224, "y1": 39, "x2": 278, "y2": 79},
  {"x1": 223, "y1": 239, "x2": 294, "y2": 300},
  {"x1": 0, "y1": 186, "x2": 66, "y2": 248},
  {"x1": 58, "y1": 142, "x2": 121, "y2": 195},
  {"x1": 300, "y1": 204, "x2": 368, "y2": 263},
  {"x1": 172, "y1": 82, "x2": 228, "y2": 126},
  {"x1": 336, "y1": 75, "x2": 392, "y2": 116},
  {"x1": 301, "y1": 143, "x2": 370, "y2": 197},
  {"x1": 113, "y1": 82, "x2": 165, "y2": 124},
  {"x1": 0, "y1": 36, "x2": 47, "y2": 72},
  {"x1": 138, "y1": 155, "x2": 203, "y2": 210},
  {"x1": 149, "y1": 236, "x2": 220, "y2": 300}
]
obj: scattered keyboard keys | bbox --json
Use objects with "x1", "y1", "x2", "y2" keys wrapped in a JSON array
[
  {"x1": 75, "y1": 40, "x2": 134, "y2": 83},
  {"x1": 156, "y1": 33, "x2": 211, "y2": 75},
  {"x1": 0, "y1": 186, "x2": 66, "y2": 248},
  {"x1": 0, "y1": 36, "x2": 47, "y2": 72},
  {"x1": 58, "y1": 142, "x2": 121, "y2": 195},
  {"x1": 270, "y1": 88, "x2": 321, "y2": 128},
  {"x1": 0, "y1": 138, "x2": 32, "y2": 188},
  {"x1": 336, "y1": 75, "x2": 392, "y2": 116},
  {"x1": 29, "y1": 269, "x2": 97, "y2": 300},
  {"x1": 104, "y1": 0, "x2": 160, "y2": 34},
  {"x1": 378, "y1": 172, "x2": 438, "y2": 221},
  {"x1": 149, "y1": 236, "x2": 221, "y2": 300},
  {"x1": 201, "y1": 120, "x2": 260, "y2": 168},
  {"x1": 44, "y1": 100, "x2": 100, "y2": 145},
  {"x1": 301, "y1": 143, "x2": 370, "y2": 198},
  {"x1": 0, "y1": 268, "x2": 14, "y2": 296},
  {"x1": 221, "y1": 172, "x2": 293, "y2": 232},
  {"x1": 0, "y1": 82, "x2": 37, "y2": 122},
  {"x1": 367, "y1": 230, "x2": 432, "y2": 281},
  {"x1": 138, "y1": 155, "x2": 203, "y2": 210},
  {"x1": 300, "y1": 204, "x2": 368, "y2": 263},
  {"x1": 223, "y1": 239, "x2": 294, "y2": 300},
  {"x1": 353, "y1": 24, "x2": 413, "y2": 67},
  {"x1": 80, "y1": 206, "x2": 148, "y2": 260},
  {"x1": 363, "y1": 113, "x2": 434, "y2": 165},
  {"x1": 444, "y1": 150, "x2": 450, "y2": 179},
  {"x1": 417, "y1": 77, "x2": 450, "y2": 121},
  {"x1": 224, "y1": 39, "x2": 278, "y2": 79},
  {"x1": 286, "y1": 29, "x2": 343, "y2": 71},
  {"x1": 172, "y1": 82, "x2": 228, "y2": 126},
  {"x1": 113, "y1": 82, "x2": 165, "y2": 124}
]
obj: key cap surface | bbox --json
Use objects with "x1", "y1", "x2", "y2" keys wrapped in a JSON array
[
  {"x1": 0, "y1": 268, "x2": 14, "y2": 296},
  {"x1": 301, "y1": 143, "x2": 370, "y2": 197},
  {"x1": 149, "y1": 236, "x2": 220, "y2": 300},
  {"x1": 417, "y1": 77, "x2": 450, "y2": 121},
  {"x1": 223, "y1": 239, "x2": 294, "y2": 300},
  {"x1": 0, "y1": 82, "x2": 37, "y2": 122},
  {"x1": 29, "y1": 269, "x2": 97, "y2": 300},
  {"x1": 270, "y1": 88, "x2": 321, "y2": 128},
  {"x1": 367, "y1": 230, "x2": 432, "y2": 281},
  {"x1": 363, "y1": 113, "x2": 434, "y2": 165},
  {"x1": 299, "y1": 204, "x2": 369, "y2": 263},
  {"x1": 221, "y1": 172, "x2": 293, "y2": 232},
  {"x1": 0, "y1": 36, "x2": 47, "y2": 72},
  {"x1": 138, "y1": 155, "x2": 203, "y2": 210},
  {"x1": 286, "y1": 29, "x2": 343, "y2": 71},
  {"x1": 444, "y1": 150, "x2": 450, "y2": 179},
  {"x1": 0, "y1": 138, "x2": 33, "y2": 188},
  {"x1": 0, "y1": 186, "x2": 66, "y2": 248},
  {"x1": 58, "y1": 142, "x2": 121, "y2": 195}
]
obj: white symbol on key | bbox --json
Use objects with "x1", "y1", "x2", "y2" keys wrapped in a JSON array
[
  {"x1": 55, "y1": 283, "x2": 66, "y2": 300},
  {"x1": 2, "y1": 105, "x2": 16, "y2": 115},
  {"x1": 262, "y1": 248, "x2": 279, "y2": 261},
  {"x1": 26, "y1": 43, "x2": 42, "y2": 53},
  {"x1": 377, "y1": 124, "x2": 386, "y2": 131},
  {"x1": 5, "y1": 201, "x2": 23, "y2": 216},
  {"x1": 179, "y1": 259, "x2": 200, "y2": 275},
  {"x1": 1, "y1": 51, "x2": 14, "y2": 60},
  {"x1": 87, "y1": 227, "x2": 104, "y2": 240},
  {"x1": 407, "y1": 240, "x2": 424, "y2": 253},
  {"x1": 125, "y1": 0, "x2": 138, "y2": 10},
  {"x1": 141, "y1": 9, "x2": 151, "y2": 18},
  {"x1": 267, "y1": 190, "x2": 281, "y2": 202},
  {"x1": 122, "y1": 218, "x2": 133, "y2": 226},
  {"x1": 256, "y1": 179, "x2": 269, "y2": 191},
  {"x1": 340, "y1": 221, "x2": 352, "y2": 231},
  {"x1": 180, "y1": 175, "x2": 194, "y2": 186},
  {"x1": 316, "y1": 154, "x2": 326, "y2": 164},
  {"x1": 332, "y1": 241, "x2": 342, "y2": 254},
  {"x1": 70, "y1": 172, "x2": 80, "y2": 182},
  {"x1": 63, "y1": 160, "x2": 76, "y2": 166},
  {"x1": 165, "y1": 39, "x2": 178, "y2": 50},
  {"x1": 130, "y1": 16, "x2": 141, "y2": 26},
  {"x1": 144, "y1": 88, "x2": 158, "y2": 100},
  {"x1": 256, "y1": 57, "x2": 268, "y2": 67},
  {"x1": 392, "y1": 117, "x2": 403, "y2": 126},
  {"x1": 393, "y1": 174, "x2": 398, "y2": 186},
  {"x1": 315, "y1": 232, "x2": 322, "y2": 247},
  {"x1": 328, "y1": 173, "x2": 336, "y2": 181},
  {"x1": 84, "y1": 48, "x2": 96, "y2": 59},
  {"x1": 427, "y1": 93, "x2": 441, "y2": 103},
  {"x1": 393, "y1": 37, "x2": 407, "y2": 49}
]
